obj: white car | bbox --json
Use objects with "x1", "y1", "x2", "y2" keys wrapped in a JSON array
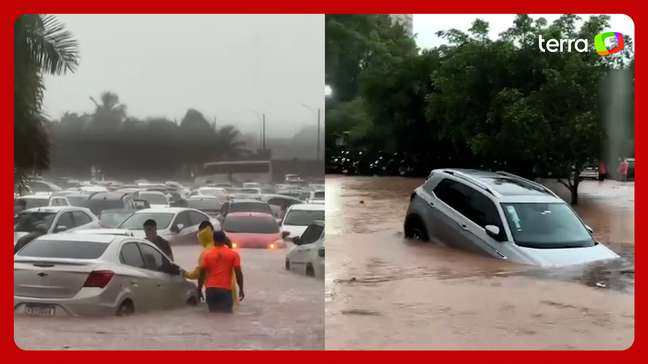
[
  {"x1": 14, "y1": 233, "x2": 198, "y2": 316},
  {"x1": 194, "y1": 187, "x2": 227, "y2": 199},
  {"x1": 285, "y1": 221, "x2": 324, "y2": 278},
  {"x1": 14, "y1": 206, "x2": 100, "y2": 247},
  {"x1": 284, "y1": 174, "x2": 304, "y2": 184},
  {"x1": 135, "y1": 191, "x2": 170, "y2": 208},
  {"x1": 307, "y1": 190, "x2": 325, "y2": 204},
  {"x1": 242, "y1": 182, "x2": 261, "y2": 189},
  {"x1": 280, "y1": 203, "x2": 325, "y2": 240},
  {"x1": 118, "y1": 207, "x2": 220, "y2": 245}
]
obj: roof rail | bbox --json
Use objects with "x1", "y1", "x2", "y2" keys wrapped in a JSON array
[
  {"x1": 442, "y1": 169, "x2": 495, "y2": 195},
  {"x1": 495, "y1": 171, "x2": 560, "y2": 198}
]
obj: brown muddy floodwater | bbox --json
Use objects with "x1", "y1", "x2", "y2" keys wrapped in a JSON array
[
  {"x1": 325, "y1": 176, "x2": 634, "y2": 350},
  {"x1": 14, "y1": 245, "x2": 324, "y2": 350}
]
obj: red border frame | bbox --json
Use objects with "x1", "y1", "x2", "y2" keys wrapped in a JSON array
[{"x1": 1, "y1": 0, "x2": 642, "y2": 359}]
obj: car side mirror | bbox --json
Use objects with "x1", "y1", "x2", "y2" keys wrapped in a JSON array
[
  {"x1": 585, "y1": 225, "x2": 594, "y2": 234},
  {"x1": 54, "y1": 225, "x2": 68, "y2": 233},
  {"x1": 292, "y1": 236, "x2": 301, "y2": 245},
  {"x1": 281, "y1": 231, "x2": 290, "y2": 239},
  {"x1": 485, "y1": 225, "x2": 501, "y2": 240},
  {"x1": 165, "y1": 263, "x2": 180, "y2": 275},
  {"x1": 171, "y1": 223, "x2": 184, "y2": 233},
  {"x1": 133, "y1": 199, "x2": 150, "y2": 209}
]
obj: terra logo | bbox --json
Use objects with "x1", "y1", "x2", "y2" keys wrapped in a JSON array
[{"x1": 538, "y1": 32, "x2": 625, "y2": 56}]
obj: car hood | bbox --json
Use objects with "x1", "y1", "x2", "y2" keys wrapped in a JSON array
[
  {"x1": 511, "y1": 243, "x2": 620, "y2": 267},
  {"x1": 280, "y1": 225, "x2": 308, "y2": 239}
]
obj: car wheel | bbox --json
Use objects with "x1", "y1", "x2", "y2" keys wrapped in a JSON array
[
  {"x1": 285, "y1": 259, "x2": 290, "y2": 270},
  {"x1": 306, "y1": 263, "x2": 315, "y2": 277},
  {"x1": 405, "y1": 218, "x2": 429, "y2": 241},
  {"x1": 116, "y1": 300, "x2": 134, "y2": 316}
]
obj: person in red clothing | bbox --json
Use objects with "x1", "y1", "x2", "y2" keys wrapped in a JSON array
[{"x1": 199, "y1": 230, "x2": 244, "y2": 313}]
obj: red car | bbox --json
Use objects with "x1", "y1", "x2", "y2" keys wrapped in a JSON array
[{"x1": 223, "y1": 212, "x2": 284, "y2": 249}]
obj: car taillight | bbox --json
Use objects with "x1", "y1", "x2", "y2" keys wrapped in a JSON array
[
  {"x1": 83, "y1": 270, "x2": 114, "y2": 288},
  {"x1": 232, "y1": 242, "x2": 238, "y2": 249},
  {"x1": 268, "y1": 243, "x2": 276, "y2": 249}
]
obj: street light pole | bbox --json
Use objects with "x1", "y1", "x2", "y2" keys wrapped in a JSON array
[{"x1": 317, "y1": 108, "x2": 321, "y2": 161}]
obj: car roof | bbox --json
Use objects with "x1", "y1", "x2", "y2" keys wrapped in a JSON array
[
  {"x1": 17, "y1": 195, "x2": 50, "y2": 200},
  {"x1": 229, "y1": 199, "x2": 267, "y2": 204},
  {"x1": 72, "y1": 229, "x2": 134, "y2": 236},
  {"x1": 226, "y1": 212, "x2": 275, "y2": 219},
  {"x1": 286, "y1": 203, "x2": 324, "y2": 211},
  {"x1": 132, "y1": 207, "x2": 190, "y2": 213},
  {"x1": 89, "y1": 191, "x2": 130, "y2": 200},
  {"x1": 35, "y1": 232, "x2": 116, "y2": 243},
  {"x1": 433, "y1": 169, "x2": 563, "y2": 203},
  {"x1": 21, "y1": 206, "x2": 85, "y2": 213}
]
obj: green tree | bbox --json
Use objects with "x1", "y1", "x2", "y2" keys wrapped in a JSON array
[
  {"x1": 89, "y1": 91, "x2": 127, "y2": 132},
  {"x1": 14, "y1": 14, "x2": 79, "y2": 188},
  {"x1": 215, "y1": 125, "x2": 248, "y2": 160}
]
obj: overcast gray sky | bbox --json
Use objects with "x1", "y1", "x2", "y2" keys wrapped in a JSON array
[
  {"x1": 414, "y1": 14, "x2": 634, "y2": 49},
  {"x1": 43, "y1": 14, "x2": 324, "y2": 138}
]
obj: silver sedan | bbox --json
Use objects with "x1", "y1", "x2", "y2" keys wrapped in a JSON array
[{"x1": 14, "y1": 233, "x2": 198, "y2": 316}]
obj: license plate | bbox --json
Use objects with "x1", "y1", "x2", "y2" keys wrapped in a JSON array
[{"x1": 25, "y1": 304, "x2": 56, "y2": 316}]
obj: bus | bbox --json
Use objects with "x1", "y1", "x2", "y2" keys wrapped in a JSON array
[{"x1": 196, "y1": 161, "x2": 272, "y2": 185}]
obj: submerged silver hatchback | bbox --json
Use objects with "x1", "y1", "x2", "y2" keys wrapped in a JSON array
[
  {"x1": 14, "y1": 233, "x2": 198, "y2": 316},
  {"x1": 404, "y1": 169, "x2": 619, "y2": 267}
]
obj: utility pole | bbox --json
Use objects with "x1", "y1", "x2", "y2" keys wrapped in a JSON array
[
  {"x1": 317, "y1": 108, "x2": 321, "y2": 161},
  {"x1": 262, "y1": 113, "x2": 266, "y2": 152}
]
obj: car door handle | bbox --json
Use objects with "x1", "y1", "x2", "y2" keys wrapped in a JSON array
[
  {"x1": 130, "y1": 280, "x2": 139, "y2": 287},
  {"x1": 458, "y1": 223, "x2": 469, "y2": 230}
]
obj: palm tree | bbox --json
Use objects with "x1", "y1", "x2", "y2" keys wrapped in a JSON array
[
  {"x1": 14, "y1": 15, "x2": 79, "y2": 189},
  {"x1": 215, "y1": 125, "x2": 249, "y2": 160},
  {"x1": 89, "y1": 91, "x2": 127, "y2": 130}
]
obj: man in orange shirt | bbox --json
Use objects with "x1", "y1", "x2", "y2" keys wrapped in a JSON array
[{"x1": 200, "y1": 230, "x2": 244, "y2": 313}]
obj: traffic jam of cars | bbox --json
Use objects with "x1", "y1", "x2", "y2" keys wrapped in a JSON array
[{"x1": 14, "y1": 173, "x2": 325, "y2": 317}]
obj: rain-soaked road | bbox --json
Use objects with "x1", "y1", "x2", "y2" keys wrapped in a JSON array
[
  {"x1": 325, "y1": 176, "x2": 634, "y2": 350},
  {"x1": 14, "y1": 245, "x2": 324, "y2": 350}
]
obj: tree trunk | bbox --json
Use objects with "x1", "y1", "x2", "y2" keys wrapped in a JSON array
[{"x1": 570, "y1": 177, "x2": 580, "y2": 205}]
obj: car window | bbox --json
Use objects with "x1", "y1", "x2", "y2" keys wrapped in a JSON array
[
  {"x1": 224, "y1": 215, "x2": 279, "y2": 234},
  {"x1": 72, "y1": 211, "x2": 93, "y2": 226},
  {"x1": 283, "y1": 209, "x2": 325, "y2": 226},
  {"x1": 433, "y1": 179, "x2": 470, "y2": 215},
  {"x1": 51, "y1": 198, "x2": 66, "y2": 206},
  {"x1": 55, "y1": 212, "x2": 75, "y2": 229},
  {"x1": 139, "y1": 243, "x2": 169, "y2": 272},
  {"x1": 14, "y1": 212, "x2": 56, "y2": 232},
  {"x1": 120, "y1": 242, "x2": 145, "y2": 268},
  {"x1": 434, "y1": 179, "x2": 504, "y2": 235},
  {"x1": 17, "y1": 240, "x2": 108, "y2": 259},
  {"x1": 173, "y1": 211, "x2": 192, "y2": 229},
  {"x1": 119, "y1": 212, "x2": 174, "y2": 230},
  {"x1": 300, "y1": 224, "x2": 324, "y2": 244},
  {"x1": 189, "y1": 211, "x2": 208, "y2": 226}
]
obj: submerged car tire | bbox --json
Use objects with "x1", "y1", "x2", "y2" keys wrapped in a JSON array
[
  {"x1": 116, "y1": 299, "x2": 135, "y2": 316},
  {"x1": 306, "y1": 263, "x2": 315, "y2": 277},
  {"x1": 404, "y1": 216, "x2": 429, "y2": 241}
]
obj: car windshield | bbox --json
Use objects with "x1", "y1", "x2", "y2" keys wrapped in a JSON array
[
  {"x1": 140, "y1": 193, "x2": 167, "y2": 204},
  {"x1": 66, "y1": 195, "x2": 89, "y2": 206},
  {"x1": 119, "y1": 212, "x2": 174, "y2": 230},
  {"x1": 15, "y1": 212, "x2": 56, "y2": 232},
  {"x1": 224, "y1": 215, "x2": 279, "y2": 234},
  {"x1": 17, "y1": 239, "x2": 108, "y2": 259},
  {"x1": 501, "y1": 203, "x2": 594, "y2": 248},
  {"x1": 284, "y1": 209, "x2": 325, "y2": 226},
  {"x1": 229, "y1": 202, "x2": 272, "y2": 215},
  {"x1": 241, "y1": 188, "x2": 260, "y2": 194},
  {"x1": 100, "y1": 210, "x2": 134, "y2": 228},
  {"x1": 83, "y1": 199, "x2": 124, "y2": 215}
]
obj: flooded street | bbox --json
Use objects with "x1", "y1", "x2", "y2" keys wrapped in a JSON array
[
  {"x1": 14, "y1": 245, "x2": 324, "y2": 350},
  {"x1": 325, "y1": 175, "x2": 634, "y2": 349}
]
